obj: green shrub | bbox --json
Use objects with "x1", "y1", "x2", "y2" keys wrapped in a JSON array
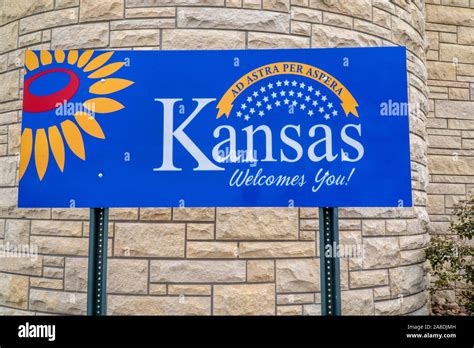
[{"x1": 425, "y1": 197, "x2": 473, "y2": 314}]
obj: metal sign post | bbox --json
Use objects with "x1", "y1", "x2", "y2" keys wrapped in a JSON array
[
  {"x1": 87, "y1": 208, "x2": 109, "y2": 316},
  {"x1": 319, "y1": 207, "x2": 341, "y2": 315}
]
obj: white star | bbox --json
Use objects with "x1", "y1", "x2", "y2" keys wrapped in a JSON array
[
  {"x1": 305, "y1": 96, "x2": 311, "y2": 102},
  {"x1": 292, "y1": 100, "x2": 298, "y2": 106},
  {"x1": 308, "y1": 86, "x2": 314, "y2": 92},
  {"x1": 247, "y1": 96, "x2": 253, "y2": 103},
  {"x1": 312, "y1": 100, "x2": 318, "y2": 106},
  {"x1": 236, "y1": 111, "x2": 242, "y2": 117},
  {"x1": 266, "y1": 104, "x2": 272, "y2": 110},
  {"x1": 259, "y1": 110, "x2": 265, "y2": 117},
  {"x1": 315, "y1": 90, "x2": 321, "y2": 96},
  {"x1": 289, "y1": 90, "x2": 295, "y2": 96},
  {"x1": 241, "y1": 103, "x2": 247, "y2": 110},
  {"x1": 291, "y1": 80, "x2": 298, "y2": 87},
  {"x1": 275, "y1": 100, "x2": 281, "y2": 107},
  {"x1": 244, "y1": 115, "x2": 250, "y2": 121},
  {"x1": 260, "y1": 86, "x2": 266, "y2": 93},
  {"x1": 263, "y1": 96, "x2": 269, "y2": 102},
  {"x1": 318, "y1": 107, "x2": 324, "y2": 113},
  {"x1": 253, "y1": 91, "x2": 259, "y2": 97},
  {"x1": 324, "y1": 114, "x2": 330, "y2": 120},
  {"x1": 276, "y1": 80, "x2": 282, "y2": 87},
  {"x1": 280, "y1": 90, "x2": 286, "y2": 96},
  {"x1": 250, "y1": 108, "x2": 255, "y2": 114},
  {"x1": 332, "y1": 110, "x2": 338, "y2": 116},
  {"x1": 300, "y1": 104, "x2": 306, "y2": 110},
  {"x1": 284, "y1": 98, "x2": 290, "y2": 105},
  {"x1": 271, "y1": 92, "x2": 277, "y2": 98},
  {"x1": 297, "y1": 91, "x2": 303, "y2": 98},
  {"x1": 283, "y1": 80, "x2": 290, "y2": 86},
  {"x1": 299, "y1": 82, "x2": 306, "y2": 88},
  {"x1": 321, "y1": 95, "x2": 327, "y2": 102},
  {"x1": 308, "y1": 110, "x2": 314, "y2": 116},
  {"x1": 267, "y1": 83, "x2": 273, "y2": 89},
  {"x1": 256, "y1": 101, "x2": 262, "y2": 107},
  {"x1": 327, "y1": 102, "x2": 333, "y2": 109}
]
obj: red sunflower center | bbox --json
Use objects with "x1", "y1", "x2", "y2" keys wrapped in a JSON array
[{"x1": 23, "y1": 68, "x2": 80, "y2": 113}]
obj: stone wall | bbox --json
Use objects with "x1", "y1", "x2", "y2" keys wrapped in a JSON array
[
  {"x1": 0, "y1": 0, "x2": 436, "y2": 315},
  {"x1": 425, "y1": 0, "x2": 474, "y2": 305}
]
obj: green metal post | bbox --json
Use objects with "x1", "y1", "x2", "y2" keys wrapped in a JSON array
[
  {"x1": 87, "y1": 208, "x2": 109, "y2": 316},
  {"x1": 319, "y1": 207, "x2": 341, "y2": 315}
]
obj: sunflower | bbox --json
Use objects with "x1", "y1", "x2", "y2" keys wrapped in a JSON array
[{"x1": 20, "y1": 50, "x2": 134, "y2": 181}]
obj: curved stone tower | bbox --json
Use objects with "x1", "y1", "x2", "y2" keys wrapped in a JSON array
[{"x1": 0, "y1": 0, "x2": 433, "y2": 315}]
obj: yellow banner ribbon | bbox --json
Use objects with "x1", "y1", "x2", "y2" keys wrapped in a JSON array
[{"x1": 216, "y1": 62, "x2": 359, "y2": 119}]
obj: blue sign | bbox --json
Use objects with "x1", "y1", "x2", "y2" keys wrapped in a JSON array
[{"x1": 19, "y1": 47, "x2": 411, "y2": 208}]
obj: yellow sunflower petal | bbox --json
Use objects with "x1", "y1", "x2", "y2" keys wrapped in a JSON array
[
  {"x1": 25, "y1": 51, "x2": 39, "y2": 71},
  {"x1": 40, "y1": 50, "x2": 52, "y2": 66},
  {"x1": 34, "y1": 129, "x2": 49, "y2": 181},
  {"x1": 89, "y1": 78, "x2": 134, "y2": 95},
  {"x1": 55, "y1": 50, "x2": 65, "y2": 63},
  {"x1": 19, "y1": 128, "x2": 33, "y2": 180},
  {"x1": 83, "y1": 52, "x2": 114, "y2": 73},
  {"x1": 61, "y1": 120, "x2": 85, "y2": 160},
  {"x1": 77, "y1": 50, "x2": 94, "y2": 68},
  {"x1": 74, "y1": 112, "x2": 105, "y2": 139},
  {"x1": 67, "y1": 50, "x2": 78, "y2": 65},
  {"x1": 48, "y1": 126, "x2": 65, "y2": 172},
  {"x1": 83, "y1": 97, "x2": 124, "y2": 114},
  {"x1": 88, "y1": 62, "x2": 125, "y2": 79}
]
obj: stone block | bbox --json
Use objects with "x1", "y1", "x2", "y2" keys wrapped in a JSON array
[
  {"x1": 213, "y1": 284, "x2": 275, "y2": 315},
  {"x1": 150, "y1": 260, "x2": 246, "y2": 283},
  {"x1": 216, "y1": 208, "x2": 298, "y2": 240},
  {"x1": 114, "y1": 223, "x2": 185, "y2": 257},
  {"x1": 276, "y1": 259, "x2": 319, "y2": 293}
]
